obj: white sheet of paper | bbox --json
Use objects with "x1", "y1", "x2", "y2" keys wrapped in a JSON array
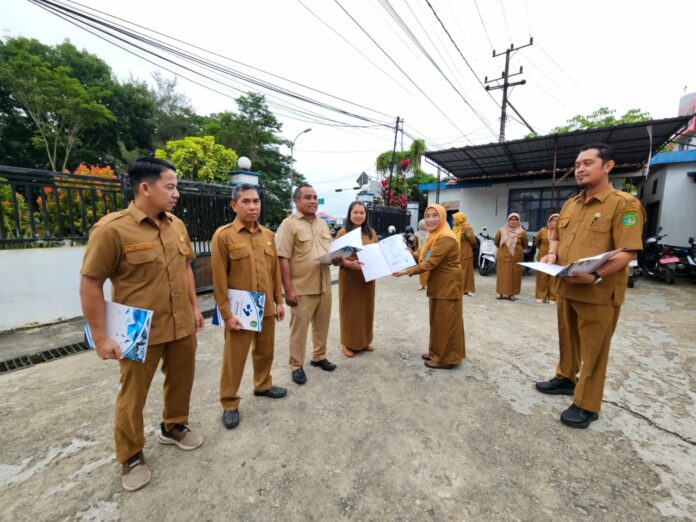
[
  {"x1": 518, "y1": 262, "x2": 565, "y2": 276},
  {"x1": 357, "y1": 234, "x2": 416, "y2": 282},
  {"x1": 379, "y1": 234, "x2": 416, "y2": 272},
  {"x1": 519, "y1": 248, "x2": 624, "y2": 277},
  {"x1": 329, "y1": 227, "x2": 363, "y2": 251},
  {"x1": 315, "y1": 227, "x2": 364, "y2": 264},
  {"x1": 357, "y1": 243, "x2": 392, "y2": 281}
]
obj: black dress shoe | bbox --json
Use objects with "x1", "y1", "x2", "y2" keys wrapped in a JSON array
[
  {"x1": 292, "y1": 367, "x2": 307, "y2": 385},
  {"x1": 560, "y1": 403, "x2": 599, "y2": 429},
  {"x1": 310, "y1": 359, "x2": 337, "y2": 371},
  {"x1": 254, "y1": 386, "x2": 287, "y2": 399},
  {"x1": 222, "y1": 409, "x2": 240, "y2": 430},
  {"x1": 535, "y1": 377, "x2": 575, "y2": 396}
]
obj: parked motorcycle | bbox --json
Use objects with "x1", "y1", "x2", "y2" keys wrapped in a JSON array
[
  {"x1": 637, "y1": 229, "x2": 679, "y2": 284},
  {"x1": 627, "y1": 259, "x2": 639, "y2": 288},
  {"x1": 478, "y1": 227, "x2": 497, "y2": 276},
  {"x1": 523, "y1": 233, "x2": 537, "y2": 274},
  {"x1": 686, "y1": 236, "x2": 696, "y2": 282}
]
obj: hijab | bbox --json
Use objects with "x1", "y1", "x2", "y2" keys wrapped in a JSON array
[
  {"x1": 546, "y1": 213, "x2": 560, "y2": 241},
  {"x1": 498, "y1": 212, "x2": 523, "y2": 256},
  {"x1": 415, "y1": 219, "x2": 428, "y2": 246},
  {"x1": 451, "y1": 212, "x2": 467, "y2": 247},
  {"x1": 419, "y1": 204, "x2": 457, "y2": 262}
]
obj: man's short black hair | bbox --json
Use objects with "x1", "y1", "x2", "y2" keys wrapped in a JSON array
[
  {"x1": 128, "y1": 157, "x2": 177, "y2": 191},
  {"x1": 232, "y1": 183, "x2": 260, "y2": 202},
  {"x1": 580, "y1": 142, "x2": 615, "y2": 164},
  {"x1": 293, "y1": 183, "x2": 314, "y2": 201}
]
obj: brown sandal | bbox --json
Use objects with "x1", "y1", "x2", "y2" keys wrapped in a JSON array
[
  {"x1": 424, "y1": 360, "x2": 455, "y2": 369},
  {"x1": 342, "y1": 346, "x2": 355, "y2": 358},
  {"x1": 421, "y1": 353, "x2": 431, "y2": 361}
]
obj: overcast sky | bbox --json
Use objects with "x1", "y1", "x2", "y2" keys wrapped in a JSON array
[{"x1": 3, "y1": 0, "x2": 695, "y2": 216}]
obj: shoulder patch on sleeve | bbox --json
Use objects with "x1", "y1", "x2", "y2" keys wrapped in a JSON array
[{"x1": 621, "y1": 213, "x2": 638, "y2": 227}]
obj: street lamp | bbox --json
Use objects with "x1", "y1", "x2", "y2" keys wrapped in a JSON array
[
  {"x1": 290, "y1": 128, "x2": 312, "y2": 163},
  {"x1": 289, "y1": 128, "x2": 312, "y2": 211}
]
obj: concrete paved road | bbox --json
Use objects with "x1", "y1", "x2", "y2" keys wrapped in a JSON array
[{"x1": 1, "y1": 272, "x2": 694, "y2": 521}]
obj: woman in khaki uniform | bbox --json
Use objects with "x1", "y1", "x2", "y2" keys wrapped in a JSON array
[
  {"x1": 494, "y1": 212, "x2": 528, "y2": 300},
  {"x1": 413, "y1": 219, "x2": 428, "y2": 290},
  {"x1": 337, "y1": 201, "x2": 378, "y2": 357},
  {"x1": 452, "y1": 212, "x2": 476, "y2": 296},
  {"x1": 395, "y1": 204, "x2": 465, "y2": 369},
  {"x1": 534, "y1": 213, "x2": 560, "y2": 304}
]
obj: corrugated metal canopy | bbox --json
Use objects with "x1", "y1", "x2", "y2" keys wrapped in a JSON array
[{"x1": 424, "y1": 116, "x2": 691, "y2": 182}]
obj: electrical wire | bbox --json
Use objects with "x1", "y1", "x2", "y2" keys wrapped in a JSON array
[
  {"x1": 372, "y1": 0, "x2": 498, "y2": 139},
  {"x1": 499, "y1": 0, "x2": 512, "y2": 43},
  {"x1": 536, "y1": 42, "x2": 602, "y2": 108},
  {"x1": 55, "y1": 0, "x2": 395, "y2": 122},
  {"x1": 30, "y1": 0, "x2": 397, "y2": 132},
  {"x1": 293, "y1": 0, "x2": 424, "y2": 106},
  {"x1": 332, "y1": 0, "x2": 478, "y2": 144},
  {"x1": 473, "y1": 0, "x2": 495, "y2": 51}
]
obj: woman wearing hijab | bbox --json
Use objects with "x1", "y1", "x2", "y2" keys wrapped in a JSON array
[
  {"x1": 395, "y1": 204, "x2": 465, "y2": 369},
  {"x1": 413, "y1": 219, "x2": 429, "y2": 290},
  {"x1": 534, "y1": 213, "x2": 560, "y2": 304},
  {"x1": 336, "y1": 201, "x2": 379, "y2": 358},
  {"x1": 494, "y1": 213, "x2": 528, "y2": 300},
  {"x1": 452, "y1": 212, "x2": 477, "y2": 296}
]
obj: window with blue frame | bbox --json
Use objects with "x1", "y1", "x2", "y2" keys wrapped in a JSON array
[{"x1": 508, "y1": 187, "x2": 579, "y2": 231}]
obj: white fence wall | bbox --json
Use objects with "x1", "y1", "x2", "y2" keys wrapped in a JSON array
[{"x1": 0, "y1": 246, "x2": 111, "y2": 331}]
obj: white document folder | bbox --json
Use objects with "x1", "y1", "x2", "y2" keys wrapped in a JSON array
[
  {"x1": 212, "y1": 289, "x2": 266, "y2": 332},
  {"x1": 84, "y1": 301, "x2": 153, "y2": 363},
  {"x1": 316, "y1": 227, "x2": 364, "y2": 264},
  {"x1": 357, "y1": 234, "x2": 416, "y2": 282}
]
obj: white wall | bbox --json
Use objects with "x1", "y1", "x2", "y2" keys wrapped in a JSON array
[
  {"x1": 0, "y1": 246, "x2": 110, "y2": 331},
  {"x1": 659, "y1": 165, "x2": 696, "y2": 246},
  {"x1": 427, "y1": 179, "x2": 582, "y2": 235}
]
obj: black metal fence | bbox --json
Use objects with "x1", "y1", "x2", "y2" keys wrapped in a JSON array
[
  {"x1": 0, "y1": 165, "x2": 235, "y2": 250},
  {"x1": 0, "y1": 165, "x2": 410, "y2": 289},
  {"x1": 367, "y1": 204, "x2": 411, "y2": 237},
  {"x1": 0, "y1": 165, "x2": 126, "y2": 246}
]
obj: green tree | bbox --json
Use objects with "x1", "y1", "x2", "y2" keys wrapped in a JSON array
[
  {"x1": 0, "y1": 37, "x2": 114, "y2": 171},
  {"x1": 549, "y1": 107, "x2": 651, "y2": 134},
  {"x1": 375, "y1": 139, "x2": 430, "y2": 209},
  {"x1": 155, "y1": 135, "x2": 238, "y2": 184},
  {"x1": 200, "y1": 93, "x2": 301, "y2": 224},
  {"x1": 150, "y1": 73, "x2": 198, "y2": 147}
]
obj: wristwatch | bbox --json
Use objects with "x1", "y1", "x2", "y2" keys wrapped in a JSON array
[{"x1": 591, "y1": 270, "x2": 603, "y2": 284}]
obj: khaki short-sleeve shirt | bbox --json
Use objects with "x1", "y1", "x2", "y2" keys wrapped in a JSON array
[
  {"x1": 557, "y1": 185, "x2": 645, "y2": 305},
  {"x1": 80, "y1": 202, "x2": 196, "y2": 344},
  {"x1": 275, "y1": 212, "x2": 332, "y2": 295},
  {"x1": 210, "y1": 219, "x2": 283, "y2": 320}
]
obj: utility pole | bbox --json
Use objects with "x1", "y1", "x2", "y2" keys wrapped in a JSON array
[
  {"x1": 386, "y1": 116, "x2": 400, "y2": 206},
  {"x1": 485, "y1": 37, "x2": 533, "y2": 142}
]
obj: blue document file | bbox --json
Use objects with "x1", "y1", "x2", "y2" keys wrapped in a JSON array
[{"x1": 84, "y1": 301, "x2": 153, "y2": 363}]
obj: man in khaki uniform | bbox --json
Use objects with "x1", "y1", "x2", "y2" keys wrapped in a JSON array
[
  {"x1": 211, "y1": 183, "x2": 286, "y2": 430},
  {"x1": 275, "y1": 183, "x2": 340, "y2": 385},
  {"x1": 80, "y1": 157, "x2": 204, "y2": 491},
  {"x1": 536, "y1": 143, "x2": 645, "y2": 429}
]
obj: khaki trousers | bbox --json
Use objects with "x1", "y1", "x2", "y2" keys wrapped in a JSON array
[
  {"x1": 219, "y1": 315, "x2": 275, "y2": 411},
  {"x1": 114, "y1": 333, "x2": 197, "y2": 463},
  {"x1": 556, "y1": 297, "x2": 621, "y2": 413},
  {"x1": 288, "y1": 291, "x2": 332, "y2": 370}
]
